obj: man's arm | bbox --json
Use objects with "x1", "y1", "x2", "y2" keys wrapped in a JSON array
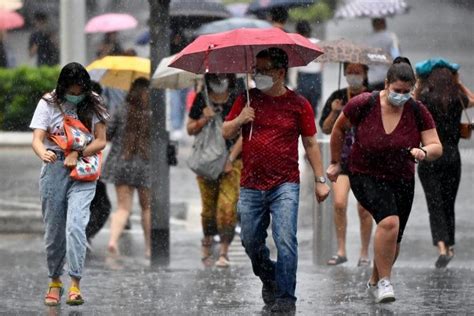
[
  {"x1": 302, "y1": 135, "x2": 330, "y2": 203},
  {"x1": 222, "y1": 106, "x2": 255, "y2": 139}
]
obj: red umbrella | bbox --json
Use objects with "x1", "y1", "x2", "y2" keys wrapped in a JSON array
[
  {"x1": 0, "y1": 9, "x2": 24, "y2": 30},
  {"x1": 169, "y1": 27, "x2": 323, "y2": 74},
  {"x1": 85, "y1": 13, "x2": 137, "y2": 33}
]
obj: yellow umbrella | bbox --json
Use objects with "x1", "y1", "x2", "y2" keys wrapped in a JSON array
[{"x1": 86, "y1": 56, "x2": 150, "y2": 91}]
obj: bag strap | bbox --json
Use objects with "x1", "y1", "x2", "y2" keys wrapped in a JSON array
[{"x1": 459, "y1": 95, "x2": 472, "y2": 123}]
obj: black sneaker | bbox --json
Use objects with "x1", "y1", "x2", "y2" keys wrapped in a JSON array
[
  {"x1": 270, "y1": 299, "x2": 296, "y2": 313},
  {"x1": 262, "y1": 281, "x2": 277, "y2": 305}
]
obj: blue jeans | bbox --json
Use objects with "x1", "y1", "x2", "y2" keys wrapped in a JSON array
[
  {"x1": 39, "y1": 158, "x2": 96, "y2": 279},
  {"x1": 238, "y1": 182, "x2": 300, "y2": 302},
  {"x1": 169, "y1": 88, "x2": 189, "y2": 131}
]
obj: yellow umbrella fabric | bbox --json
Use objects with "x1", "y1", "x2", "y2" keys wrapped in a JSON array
[{"x1": 86, "y1": 56, "x2": 150, "y2": 91}]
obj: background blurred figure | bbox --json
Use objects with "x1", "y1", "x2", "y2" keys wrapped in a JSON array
[
  {"x1": 96, "y1": 31, "x2": 124, "y2": 58},
  {"x1": 268, "y1": 7, "x2": 288, "y2": 31},
  {"x1": 28, "y1": 11, "x2": 59, "y2": 66},
  {"x1": 169, "y1": 28, "x2": 191, "y2": 141},
  {"x1": 187, "y1": 73, "x2": 242, "y2": 268},
  {"x1": 319, "y1": 62, "x2": 373, "y2": 266},
  {"x1": 414, "y1": 58, "x2": 472, "y2": 268},
  {"x1": 0, "y1": 31, "x2": 7, "y2": 68},
  {"x1": 365, "y1": 18, "x2": 401, "y2": 90},
  {"x1": 102, "y1": 78, "x2": 152, "y2": 258},
  {"x1": 289, "y1": 20, "x2": 323, "y2": 118},
  {"x1": 85, "y1": 81, "x2": 112, "y2": 249}
]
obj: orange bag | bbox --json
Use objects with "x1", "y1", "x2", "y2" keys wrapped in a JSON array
[{"x1": 50, "y1": 111, "x2": 102, "y2": 182}]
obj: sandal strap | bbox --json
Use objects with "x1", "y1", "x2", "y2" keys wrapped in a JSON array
[
  {"x1": 48, "y1": 282, "x2": 63, "y2": 289},
  {"x1": 68, "y1": 286, "x2": 81, "y2": 296},
  {"x1": 45, "y1": 294, "x2": 60, "y2": 301}
]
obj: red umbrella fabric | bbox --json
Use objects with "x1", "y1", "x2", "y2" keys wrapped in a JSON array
[
  {"x1": 0, "y1": 9, "x2": 24, "y2": 30},
  {"x1": 85, "y1": 13, "x2": 138, "y2": 33},
  {"x1": 169, "y1": 27, "x2": 323, "y2": 74}
]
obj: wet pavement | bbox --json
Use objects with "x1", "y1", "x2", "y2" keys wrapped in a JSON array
[{"x1": 1, "y1": 225, "x2": 474, "y2": 315}]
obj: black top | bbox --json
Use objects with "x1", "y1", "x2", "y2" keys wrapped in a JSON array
[
  {"x1": 419, "y1": 92, "x2": 468, "y2": 161},
  {"x1": 29, "y1": 31, "x2": 59, "y2": 66},
  {"x1": 319, "y1": 88, "x2": 350, "y2": 129},
  {"x1": 189, "y1": 90, "x2": 239, "y2": 150}
]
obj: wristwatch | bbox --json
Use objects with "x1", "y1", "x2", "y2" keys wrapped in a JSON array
[{"x1": 315, "y1": 176, "x2": 326, "y2": 184}]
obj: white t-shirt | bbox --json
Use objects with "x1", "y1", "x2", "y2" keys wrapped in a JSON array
[{"x1": 29, "y1": 98, "x2": 101, "y2": 151}]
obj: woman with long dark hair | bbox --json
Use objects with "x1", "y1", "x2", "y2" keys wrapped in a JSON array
[
  {"x1": 414, "y1": 59, "x2": 472, "y2": 268},
  {"x1": 327, "y1": 57, "x2": 442, "y2": 303},
  {"x1": 30, "y1": 62, "x2": 108, "y2": 306},
  {"x1": 102, "y1": 77, "x2": 152, "y2": 257}
]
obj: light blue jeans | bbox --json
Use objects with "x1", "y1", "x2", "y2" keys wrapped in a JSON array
[
  {"x1": 238, "y1": 182, "x2": 300, "y2": 303},
  {"x1": 39, "y1": 157, "x2": 96, "y2": 279},
  {"x1": 169, "y1": 88, "x2": 190, "y2": 131}
]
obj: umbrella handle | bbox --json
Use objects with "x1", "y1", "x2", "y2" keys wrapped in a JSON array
[{"x1": 245, "y1": 50, "x2": 253, "y2": 141}]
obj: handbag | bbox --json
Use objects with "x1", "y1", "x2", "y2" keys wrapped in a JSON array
[
  {"x1": 459, "y1": 96, "x2": 473, "y2": 140},
  {"x1": 187, "y1": 114, "x2": 228, "y2": 180},
  {"x1": 50, "y1": 106, "x2": 102, "y2": 181}
]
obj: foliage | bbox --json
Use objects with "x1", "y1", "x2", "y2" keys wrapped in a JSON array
[
  {"x1": 0, "y1": 66, "x2": 60, "y2": 131},
  {"x1": 289, "y1": 1, "x2": 334, "y2": 23}
]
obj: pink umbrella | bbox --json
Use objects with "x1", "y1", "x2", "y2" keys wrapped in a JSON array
[
  {"x1": 85, "y1": 13, "x2": 138, "y2": 33},
  {"x1": 0, "y1": 9, "x2": 24, "y2": 30},
  {"x1": 169, "y1": 27, "x2": 323, "y2": 74}
]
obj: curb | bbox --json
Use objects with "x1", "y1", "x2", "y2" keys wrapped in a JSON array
[{"x1": 0, "y1": 132, "x2": 32, "y2": 148}]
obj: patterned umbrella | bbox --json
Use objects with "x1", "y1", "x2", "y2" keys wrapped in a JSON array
[
  {"x1": 334, "y1": 0, "x2": 410, "y2": 19},
  {"x1": 316, "y1": 38, "x2": 392, "y2": 65}
]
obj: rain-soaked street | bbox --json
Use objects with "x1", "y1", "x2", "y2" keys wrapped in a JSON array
[{"x1": 1, "y1": 0, "x2": 474, "y2": 314}]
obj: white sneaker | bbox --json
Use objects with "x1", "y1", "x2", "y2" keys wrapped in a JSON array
[
  {"x1": 375, "y1": 278, "x2": 396, "y2": 303},
  {"x1": 366, "y1": 281, "x2": 377, "y2": 298}
]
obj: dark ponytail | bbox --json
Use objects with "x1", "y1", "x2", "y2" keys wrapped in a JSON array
[{"x1": 386, "y1": 56, "x2": 416, "y2": 86}]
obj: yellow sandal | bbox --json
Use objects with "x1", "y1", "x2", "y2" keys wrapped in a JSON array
[
  {"x1": 44, "y1": 282, "x2": 64, "y2": 306},
  {"x1": 66, "y1": 286, "x2": 84, "y2": 306}
]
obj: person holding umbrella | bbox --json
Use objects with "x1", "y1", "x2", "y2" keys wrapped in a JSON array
[
  {"x1": 223, "y1": 48, "x2": 330, "y2": 312},
  {"x1": 327, "y1": 57, "x2": 442, "y2": 303},
  {"x1": 319, "y1": 62, "x2": 373, "y2": 266}
]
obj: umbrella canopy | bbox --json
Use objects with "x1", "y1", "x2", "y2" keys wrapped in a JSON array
[
  {"x1": 169, "y1": 27, "x2": 324, "y2": 74},
  {"x1": 334, "y1": 0, "x2": 410, "y2": 19},
  {"x1": 315, "y1": 38, "x2": 391, "y2": 65},
  {"x1": 152, "y1": 54, "x2": 202, "y2": 90},
  {"x1": 85, "y1": 13, "x2": 138, "y2": 34},
  {"x1": 0, "y1": 0, "x2": 22, "y2": 11},
  {"x1": 86, "y1": 56, "x2": 150, "y2": 91},
  {"x1": 0, "y1": 9, "x2": 23, "y2": 30},
  {"x1": 170, "y1": 0, "x2": 231, "y2": 25},
  {"x1": 195, "y1": 17, "x2": 272, "y2": 36},
  {"x1": 247, "y1": 0, "x2": 316, "y2": 14}
]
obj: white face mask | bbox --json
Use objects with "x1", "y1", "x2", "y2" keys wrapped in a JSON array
[
  {"x1": 254, "y1": 74, "x2": 274, "y2": 92},
  {"x1": 345, "y1": 74, "x2": 364, "y2": 89},
  {"x1": 209, "y1": 79, "x2": 229, "y2": 94}
]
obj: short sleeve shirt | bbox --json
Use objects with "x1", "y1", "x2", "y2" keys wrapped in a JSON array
[
  {"x1": 226, "y1": 88, "x2": 316, "y2": 190},
  {"x1": 343, "y1": 92, "x2": 436, "y2": 180},
  {"x1": 29, "y1": 98, "x2": 102, "y2": 152}
]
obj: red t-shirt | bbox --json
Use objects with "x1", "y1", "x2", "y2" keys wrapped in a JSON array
[
  {"x1": 343, "y1": 92, "x2": 436, "y2": 180},
  {"x1": 226, "y1": 88, "x2": 316, "y2": 190}
]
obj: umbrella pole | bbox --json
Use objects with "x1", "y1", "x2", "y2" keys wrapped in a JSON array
[
  {"x1": 245, "y1": 49, "x2": 253, "y2": 141},
  {"x1": 338, "y1": 62, "x2": 342, "y2": 90}
]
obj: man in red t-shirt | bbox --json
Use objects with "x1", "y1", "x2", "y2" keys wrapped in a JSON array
[{"x1": 223, "y1": 48, "x2": 330, "y2": 313}]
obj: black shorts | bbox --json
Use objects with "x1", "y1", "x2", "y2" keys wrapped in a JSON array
[{"x1": 349, "y1": 173, "x2": 415, "y2": 243}]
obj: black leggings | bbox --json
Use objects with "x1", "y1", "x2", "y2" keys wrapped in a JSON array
[
  {"x1": 418, "y1": 156, "x2": 461, "y2": 247},
  {"x1": 349, "y1": 174, "x2": 415, "y2": 243}
]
